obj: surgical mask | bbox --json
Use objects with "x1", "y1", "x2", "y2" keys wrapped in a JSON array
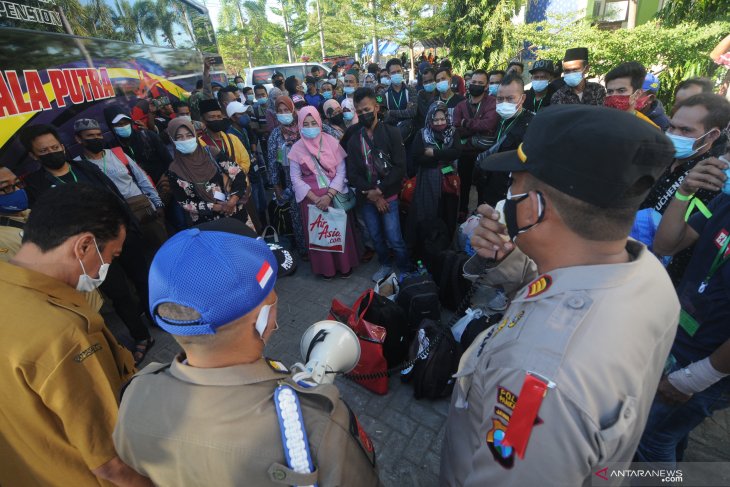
[
  {"x1": 364, "y1": 81, "x2": 376, "y2": 89},
  {"x1": 177, "y1": 115, "x2": 192, "y2": 122},
  {"x1": 237, "y1": 114, "x2": 251, "y2": 127},
  {"x1": 174, "y1": 138, "x2": 198, "y2": 154},
  {"x1": 82, "y1": 138, "x2": 105, "y2": 154},
  {"x1": 532, "y1": 80, "x2": 549, "y2": 92},
  {"x1": 604, "y1": 95, "x2": 631, "y2": 112},
  {"x1": 343, "y1": 111, "x2": 355, "y2": 121},
  {"x1": 301, "y1": 127, "x2": 321, "y2": 139},
  {"x1": 237, "y1": 82, "x2": 246, "y2": 90},
  {"x1": 322, "y1": 91, "x2": 333, "y2": 100},
  {"x1": 39, "y1": 150, "x2": 67, "y2": 170},
  {"x1": 503, "y1": 188, "x2": 545, "y2": 241},
  {"x1": 564, "y1": 72, "x2": 583, "y2": 88},
  {"x1": 246, "y1": 94, "x2": 255, "y2": 102},
  {"x1": 113, "y1": 125, "x2": 132, "y2": 138},
  {"x1": 488, "y1": 84, "x2": 499, "y2": 96},
  {"x1": 76, "y1": 238, "x2": 109, "y2": 292},
  {"x1": 206, "y1": 119, "x2": 231, "y2": 133},
  {"x1": 277, "y1": 113, "x2": 294, "y2": 125},
  {"x1": 496, "y1": 102, "x2": 519, "y2": 119},
  {"x1": 666, "y1": 131, "x2": 712, "y2": 159},
  {"x1": 257, "y1": 97, "x2": 269, "y2": 105},
  {"x1": 635, "y1": 95, "x2": 651, "y2": 111},
  {"x1": 338, "y1": 76, "x2": 345, "y2": 83},
  {"x1": 423, "y1": 82, "x2": 436, "y2": 93},
  {"x1": 0, "y1": 188, "x2": 28, "y2": 213},
  {"x1": 381, "y1": 77, "x2": 391, "y2": 86},
  {"x1": 436, "y1": 80, "x2": 450, "y2": 93},
  {"x1": 344, "y1": 86, "x2": 355, "y2": 95},
  {"x1": 390, "y1": 73, "x2": 404, "y2": 85},
  {"x1": 719, "y1": 156, "x2": 730, "y2": 195}
]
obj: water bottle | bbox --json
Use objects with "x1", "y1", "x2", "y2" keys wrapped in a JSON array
[{"x1": 720, "y1": 156, "x2": 730, "y2": 195}]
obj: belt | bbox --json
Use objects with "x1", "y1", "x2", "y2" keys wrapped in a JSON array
[{"x1": 0, "y1": 216, "x2": 24, "y2": 230}]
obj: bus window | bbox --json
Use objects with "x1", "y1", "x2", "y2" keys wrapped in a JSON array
[
  {"x1": 282, "y1": 66, "x2": 306, "y2": 82},
  {"x1": 253, "y1": 69, "x2": 275, "y2": 85}
]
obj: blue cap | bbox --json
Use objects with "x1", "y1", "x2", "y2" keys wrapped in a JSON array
[
  {"x1": 643, "y1": 73, "x2": 659, "y2": 92},
  {"x1": 149, "y1": 228, "x2": 278, "y2": 335}
]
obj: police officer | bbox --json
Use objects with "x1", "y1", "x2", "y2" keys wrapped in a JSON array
[
  {"x1": 440, "y1": 105, "x2": 680, "y2": 485},
  {"x1": 113, "y1": 219, "x2": 381, "y2": 487}
]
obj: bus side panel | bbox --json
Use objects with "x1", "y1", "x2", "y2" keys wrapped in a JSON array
[{"x1": 0, "y1": 29, "x2": 206, "y2": 173}]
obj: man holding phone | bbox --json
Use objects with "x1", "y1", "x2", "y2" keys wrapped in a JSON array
[{"x1": 440, "y1": 105, "x2": 679, "y2": 485}]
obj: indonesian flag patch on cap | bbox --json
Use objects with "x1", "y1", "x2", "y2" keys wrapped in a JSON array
[{"x1": 257, "y1": 261, "x2": 273, "y2": 289}]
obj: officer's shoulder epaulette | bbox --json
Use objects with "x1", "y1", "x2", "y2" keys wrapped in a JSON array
[
  {"x1": 284, "y1": 379, "x2": 340, "y2": 413},
  {"x1": 265, "y1": 358, "x2": 290, "y2": 374},
  {"x1": 120, "y1": 362, "x2": 171, "y2": 400}
]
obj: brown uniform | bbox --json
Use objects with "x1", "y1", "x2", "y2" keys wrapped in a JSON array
[
  {"x1": 440, "y1": 241, "x2": 680, "y2": 486},
  {"x1": 114, "y1": 355, "x2": 382, "y2": 487},
  {"x1": 0, "y1": 261, "x2": 136, "y2": 486}
]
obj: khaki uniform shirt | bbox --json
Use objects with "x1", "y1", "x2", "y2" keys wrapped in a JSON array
[
  {"x1": 114, "y1": 356, "x2": 382, "y2": 487},
  {"x1": 0, "y1": 262, "x2": 136, "y2": 487},
  {"x1": 0, "y1": 213, "x2": 26, "y2": 262},
  {"x1": 440, "y1": 241, "x2": 680, "y2": 486}
]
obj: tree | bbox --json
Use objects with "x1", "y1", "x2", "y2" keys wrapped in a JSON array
[
  {"x1": 114, "y1": 0, "x2": 140, "y2": 43},
  {"x1": 446, "y1": 0, "x2": 524, "y2": 71},
  {"x1": 151, "y1": 0, "x2": 177, "y2": 48},
  {"x1": 658, "y1": 0, "x2": 729, "y2": 26}
]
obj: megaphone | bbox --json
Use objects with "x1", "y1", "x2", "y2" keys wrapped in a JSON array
[{"x1": 291, "y1": 320, "x2": 360, "y2": 384}]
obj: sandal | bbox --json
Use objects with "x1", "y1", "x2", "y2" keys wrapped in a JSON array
[{"x1": 133, "y1": 337, "x2": 156, "y2": 366}]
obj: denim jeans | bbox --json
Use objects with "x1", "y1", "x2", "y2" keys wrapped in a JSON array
[
  {"x1": 635, "y1": 362, "x2": 730, "y2": 464},
  {"x1": 360, "y1": 199, "x2": 410, "y2": 272}
]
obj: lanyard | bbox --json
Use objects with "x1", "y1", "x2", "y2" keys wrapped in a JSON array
[
  {"x1": 684, "y1": 196, "x2": 713, "y2": 221},
  {"x1": 390, "y1": 88, "x2": 405, "y2": 109},
  {"x1": 54, "y1": 167, "x2": 78, "y2": 184},
  {"x1": 698, "y1": 234, "x2": 730, "y2": 293},
  {"x1": 360, "y1": 132, "x2": 373, "y2": 183},
  {"x1": 312, "y1": 138, "x2": 328, "y2": 189},
  {"x1": 535, "y1": 96, "x2": 545, "y2": 112},
  {"x1": 496, "y1": 113, "x2": 519, "y2": 141},
  {"x1": 440, "y1": 93, "x2": 453, "y2": 105}
]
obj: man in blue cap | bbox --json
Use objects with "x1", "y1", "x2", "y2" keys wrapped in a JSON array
[
  {"x1": 638, "y1": 72, "x2": 671, "y2": 131},
  {"x1": 113, "y1": 222, "x2": 381, "y2": 486}
]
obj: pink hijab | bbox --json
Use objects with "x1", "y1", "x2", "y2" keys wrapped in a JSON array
[{"x1": 287, "y1": 106, "x2": 346, "y2": 179}]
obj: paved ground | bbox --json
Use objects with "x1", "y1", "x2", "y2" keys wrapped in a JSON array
[{"x1": 106, "y1": 251, "x2": 730, "y2": 487}]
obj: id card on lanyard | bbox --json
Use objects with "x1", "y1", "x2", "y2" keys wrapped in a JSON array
[{"x1": 679, "y1": 233, "x2": 730, "y2": 337}]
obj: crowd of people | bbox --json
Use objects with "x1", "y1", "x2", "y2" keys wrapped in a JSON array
[{"x1": 1, "y1": 39, "x2": 730, "y2": 486}]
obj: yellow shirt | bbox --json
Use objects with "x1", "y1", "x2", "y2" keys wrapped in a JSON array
[
  {"x1": 199, "y1": 132, "x2": 251, "y2": 173},
  {"x1": 0, "y1": 261, "x2": 135, "y2": 487},
  {"x1": 635, "y1": 110, "x2": 660, "y2": 129}
]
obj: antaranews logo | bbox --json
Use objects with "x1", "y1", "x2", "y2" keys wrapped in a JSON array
[{"x1": 593, "y1": 465, "x2": 684, "y2": 485}]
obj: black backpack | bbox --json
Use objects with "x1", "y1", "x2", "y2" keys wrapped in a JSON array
[
  {"x1": 416, "y1": 219, "x2": 452, "y2": 271},
  {"x1": 396, "y1": 273, "x2": 441, "y2": 331},
  {"x1": 408, "y1": 319, "x2": 461, "y2": 399},
  {"x1": 433, "y1": 250, "x2": 471, "y2": 311},
  {"x1": 267, "y1": 199, "x2": 293, "y2": 237},
  {"x1": 358, "y1": 291, "x2": 410, "y2": 367}
]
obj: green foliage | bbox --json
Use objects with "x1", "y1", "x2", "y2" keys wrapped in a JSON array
[
  {"x1": 447, "y1": 0, "x2": 524, "y2": 71},
  {"x1": 658, "y1": 0, "x2": 730, "y2": 26},
  {"x1": 448, "y1": 13, "x2": 730, "y2": 109}
]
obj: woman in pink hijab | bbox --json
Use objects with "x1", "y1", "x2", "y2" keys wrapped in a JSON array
[{"x1": 288, "y1": 106, "x2": 359, "y2": 279}]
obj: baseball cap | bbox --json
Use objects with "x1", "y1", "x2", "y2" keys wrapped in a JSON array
[
  {"x1": 111, "y1": 113, "x2": 131, "y2": 124},
  {"x1": 226, "y1": 101, "x2": 247, "y2": 118},
  {"x1": 73, "y1": 118, "x2": 100, "y2": 133},
  {"x1": 149, "y1": 224, "x2": 278, "y2": 336},
  {"x1": 643, "y1": 73, "x2": 660, "y2": 93},
  {"x1": 529, "y1": 59, "x2": 555, "y2": 75},
  {"x1": 478, "y1": 104, "x2": 674, "y2": 208}
]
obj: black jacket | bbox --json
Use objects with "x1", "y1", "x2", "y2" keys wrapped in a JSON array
[
  {"x1": 346, "y1": 122, "x2": 406, "y2": 199},
  {"x1": 494, "y1": 109, "x2": 534, "y2": 153},
  {"x1": 103, "y1": 105, "x2": 173, "y2": 183},
  {"x1": 412, "y1": 129, "x2": 463, "y2": 169}
]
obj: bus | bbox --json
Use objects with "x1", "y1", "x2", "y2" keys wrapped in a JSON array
[{"x1": 0, "y1": 0, "x2": 222, "y2": 172}]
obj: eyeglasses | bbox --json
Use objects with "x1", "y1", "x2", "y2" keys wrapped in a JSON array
[{"x1": 0, "y1": 179, "x2": 24, "y2": 194}]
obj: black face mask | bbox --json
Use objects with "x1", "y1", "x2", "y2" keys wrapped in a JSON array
[
  {"x1": 39, "y1": 150, "x2": 67, "y2": 170},
  {"x1": 468, "y1": 84, "x2": 486, "y2": 97},
  {"x1": 206, "y1": 119, "x2": 231, "y2": 133},
  {"x1": 82, "y1": 138, "x2": 105, "y2": 154},
  {"x1": 503, "y1": 191, "x2": 545, "y2": 241},
  {"x1": 273, "y1": 79, "x2": 284, "y2": 88},
  {"x1": 330, "y1": 113, "x2": 344, "y2": 126},
  {"x1": 360, "y1": 112, "x2": 376, "y2": 128}
]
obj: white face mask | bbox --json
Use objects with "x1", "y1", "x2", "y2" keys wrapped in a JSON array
[
  {"x1": 496, "y1": 101, "x2": 519, "y2": 119},
  {"x1": 76, "y1": 238, "x2": 109, "y2": 292}
]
